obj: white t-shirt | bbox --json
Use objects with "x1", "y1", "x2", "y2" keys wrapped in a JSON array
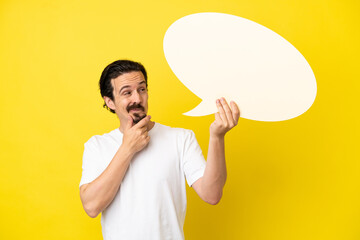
[{"x1": 80, "y1": 123, "x2": 206, "y2": 240}]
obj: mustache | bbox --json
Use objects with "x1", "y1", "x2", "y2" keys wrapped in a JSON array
[{"x1": 126, "y1": 103, "x2": 145, "y2": 112}]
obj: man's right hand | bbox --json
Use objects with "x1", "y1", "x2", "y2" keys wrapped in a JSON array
[
  {"x1": 122, "y1": 115, "x2": 151, "y2": 154},
  {"x1": 80, "y1": 115, "x2": 151, "y2": 218}
]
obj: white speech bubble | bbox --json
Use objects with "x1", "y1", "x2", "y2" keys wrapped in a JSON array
[{"x1": 163, "y1": 12, "x2": 317, "y2": 121}]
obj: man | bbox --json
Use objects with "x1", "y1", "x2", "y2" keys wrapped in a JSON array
[{"x1": 80, "y1": 60, "x2": 240, "y2": 239}]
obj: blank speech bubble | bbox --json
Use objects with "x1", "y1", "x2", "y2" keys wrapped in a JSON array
[{"x1": 163, "y1": 12, "x2": 317, "y2": 122}]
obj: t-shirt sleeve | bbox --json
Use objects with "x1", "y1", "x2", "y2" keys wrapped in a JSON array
[
  {"x1": 79, "y1": 138, "x2": 103, "y2": 188},
  {"x1": 182, "y1": 130, "x2": 206, "y2": 187}
]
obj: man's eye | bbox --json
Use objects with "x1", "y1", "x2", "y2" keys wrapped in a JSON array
[
  {"x1": 123, "y1": 91, "x2": 131, "y2": 95},
  {"x1": 140, "y1": 88, "x2": 146, "y2": 92}
]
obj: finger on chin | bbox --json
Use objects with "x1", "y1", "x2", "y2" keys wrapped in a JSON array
[
  {"x1": 125, "y1": 116, "x2": 134, "y2": 129},
  {"x1": 136, "y1": 115, "x2": 150, "y2": 128}
]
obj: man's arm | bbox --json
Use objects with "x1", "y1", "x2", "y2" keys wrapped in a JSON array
[
  {"x1": 79, "y1": 115, "x2": 151, "y2": 218},
  {"x1": 192, "y1": 98, "x2": 240, "y2": 205}
]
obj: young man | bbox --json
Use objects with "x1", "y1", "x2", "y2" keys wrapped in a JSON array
[{"x1": 79, "y1": 60, "x2": 240, "y2": 239}]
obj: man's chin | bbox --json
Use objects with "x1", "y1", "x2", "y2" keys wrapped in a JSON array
[{"x1": 132, "y1": 113, "x2": 147, "y2": 124}]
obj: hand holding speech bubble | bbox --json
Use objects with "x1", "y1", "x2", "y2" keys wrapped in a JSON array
[{"x1": 163, "y1": 12, "x2": 317, "y2": 122}]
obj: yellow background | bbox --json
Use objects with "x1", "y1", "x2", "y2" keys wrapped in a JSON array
[{"x1": 1, "y1": 0, "x2": 359, "y2": 239}]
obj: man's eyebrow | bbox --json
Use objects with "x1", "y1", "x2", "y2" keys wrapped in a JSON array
[
  {"x1": 119, "y1": 81, "x2": 146, "y2": 93},
  {"x1": 138, "y1": 81, "x2": 146, "y2": 86},
  {"x1": 119, "y1": 85, "x2": 130, "y2": 93}
]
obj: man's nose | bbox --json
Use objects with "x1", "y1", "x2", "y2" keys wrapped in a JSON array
[{"x1": 131, "y1": 91, "x2": 141, "y2": 103}]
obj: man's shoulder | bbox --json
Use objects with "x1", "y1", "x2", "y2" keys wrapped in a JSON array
[
  {"x1": 154, "y1": 123, "x2": 195, "y2": 139},
  {"x1": 84, "y1": 128, "x2": 121, "y2": 147},
  {"x1": 155, "y1": 122, "x2": 192, "y2": 132}
]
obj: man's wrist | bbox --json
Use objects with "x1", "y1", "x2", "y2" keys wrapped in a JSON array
[
  {"x1": 209, "y1": 133, "x2": 225, "y2": 143},
  {"x1": 118, "y1": 144, "x2": 135, "y2": 162}
]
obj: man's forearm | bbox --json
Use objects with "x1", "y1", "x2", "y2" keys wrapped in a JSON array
[
  {"x1": 80, "y1": 145, "x2": 134, "y2": 218},
  {"x1": 80, "y1": 116, "x2": 152, "y2": 217},
  {"x1": 192, "y1": 98, "x2": 239, "y2": 205},
  {"x1": 200, "y1": 135, "x2": 227, "y2": 204}
]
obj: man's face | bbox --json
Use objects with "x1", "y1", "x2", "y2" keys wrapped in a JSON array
[{"x1": 106, "y1": 71, "x2": 148, "y2": 125}]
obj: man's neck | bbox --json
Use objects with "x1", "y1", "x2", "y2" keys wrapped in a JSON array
[{"x1": 119, "y1": 120, "x2": 155, "y2": 133}]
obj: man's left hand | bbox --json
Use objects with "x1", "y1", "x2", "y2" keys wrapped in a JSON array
[{"x1": 210, "y1": 98, "x2": 240, "y2": 138}]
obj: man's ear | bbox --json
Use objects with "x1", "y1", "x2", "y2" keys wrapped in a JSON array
[{"x1": 104, "y1": 96, "x2": 116, "y2": 111}]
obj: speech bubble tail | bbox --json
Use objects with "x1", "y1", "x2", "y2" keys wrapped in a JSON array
[{"x1": 183, "y1": 100, "x2": 217, "y2": 117}]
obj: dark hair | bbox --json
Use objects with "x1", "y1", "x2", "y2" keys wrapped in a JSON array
[{"x1": 99, "y1": 60, "x2": 148, "y2": 113}]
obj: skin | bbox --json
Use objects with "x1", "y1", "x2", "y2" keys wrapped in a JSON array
[
  {"x1": 192, "y1": 98, "x2": 240, "y2": 204},
  {"x1": 79, "y1": 71, "x2": 240, "y2": 217}
]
